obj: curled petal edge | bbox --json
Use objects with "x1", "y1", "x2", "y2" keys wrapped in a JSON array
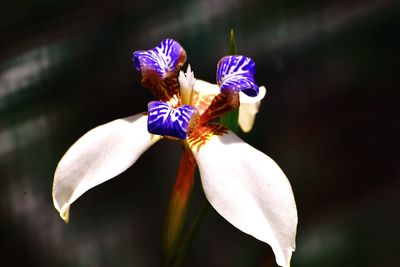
[
  {"x1": 238, "y1": 86, "x2": 266, "y2": 132},
  {"x1": 217, "y1": 55, "x2": 259, "y2": 97}
]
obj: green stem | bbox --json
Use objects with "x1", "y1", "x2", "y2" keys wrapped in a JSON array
[{"x1": 172, "y1": 200, "x2": 211, "y2": 267}]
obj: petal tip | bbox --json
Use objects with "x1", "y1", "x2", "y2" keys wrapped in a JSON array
[
  {"x1": 60, "y1": 204, "x2": 70, "y2": 223},
  {"x1": 192, "y1": 130, "x2": 297, "y2": 267}
]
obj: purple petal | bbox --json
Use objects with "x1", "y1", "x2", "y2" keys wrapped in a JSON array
[
  {"x1": 147, "y1": 101, "x2": 198, "y2": 140},
  {"x1": 216, "y1": 55, "x2": 259, "y2": 97},
  {"x1": 133, "y1": 39, "x2": 185, "y2": 74},
  {"x1": 133, "y1": 39, "x2": 187, "y2": 101}
]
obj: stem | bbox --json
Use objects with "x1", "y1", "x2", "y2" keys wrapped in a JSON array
[
  {"x1": 172, "y1": 199, "x2": 210, "y2": 267},
  {"x1": 162, "y1": 143, "x2": 196, "y2": 267}
]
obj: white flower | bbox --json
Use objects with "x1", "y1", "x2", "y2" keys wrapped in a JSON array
[{"x1": 52, "y1": 39, "x2": 297, "y2": 267}]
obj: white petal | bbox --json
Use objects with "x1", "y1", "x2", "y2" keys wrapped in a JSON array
[
  {"x1": 238, "y1": 86, "x2": 266, "y2": 133},
  {"x1": 191, "y1": 80, "x2": 221, "y2": 114},
  {"x1": 239, "y1": 85, "x2": 266, "y2": 104},
  {"x1": 52, "y1": 113, "x2": 161, "y2": 222},
  {"x1": 190, "y1": 130, "x2": 297, "y2": 267},
  {"x1": 193, "y1": 79, "x2": 220, "y2": 94}
]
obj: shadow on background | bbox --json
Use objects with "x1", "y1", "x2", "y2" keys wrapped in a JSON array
[{"x1": 0, "y1": 0, "x2": 399, "y2": 266}]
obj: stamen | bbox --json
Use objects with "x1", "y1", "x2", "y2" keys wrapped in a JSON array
[
  {"x1": 166, "y1": 94, "x2": 180, "y2": 108},
  {"x1": 178, "y1": 65, "x2": 195, "y2": 105}
]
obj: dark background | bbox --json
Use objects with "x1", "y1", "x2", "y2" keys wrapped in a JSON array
[{"x1": 0, "y1": 0, "x2": 399, "y2": 266}]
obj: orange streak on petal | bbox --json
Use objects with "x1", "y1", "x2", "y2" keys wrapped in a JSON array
[
  {"x1": 199, "y1": 92, "x2": 239, "y2": 125},
  {"x1": 187, "y1": 124, "x2": 228, "y2": 152},
  {"x1": 191, "y1": 89, "x2": 218, "y2": 115}
]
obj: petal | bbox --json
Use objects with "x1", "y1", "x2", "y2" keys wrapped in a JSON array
[
  {"x1": 239, "y1": 85, "x2": 266, "y2": 104},
  {"x1": 198, "y1": 91, "x2": 239, "y2": 125},
  {"x1": 193, "y1": 80, "x2": 220, "y2": 95},
  {"x1": 192, "y1": 80, "x2": 220, "y2": 115},
  {"x1": 238, "y1": 86, "x2": 267, "y2": 133},
  {"x1": 133, "y1": 39, "x2": 187, "y2": 102},
  {"x1": 190, "y1": 130, "x2": 297, "y2": 267},
  {"x1": 194, "y1": 79, "x2": 240, "y2": 125},
  {"x1": 147, "y1": 101, "x2": 199, "y2": 140},
  {"x1": 52, "y1": 113, "x2": 161, "y2": 222},
  {"x1": 217, "y1": 55, "x2": 259, "y2": 97}
]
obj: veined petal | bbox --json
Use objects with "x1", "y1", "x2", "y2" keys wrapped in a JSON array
[
  {"x1": 133, "y1": 39, "x2": 187, "y2": 102},
  {"x1": 190, "y1": 130, "x2": 297, "y2": 267},
  {"x1": 52, "y1": 113, "x2": 161, "y2": 222},
  {"x1": 238, "y1": 86, "x2": 267, "y2": 133},
  {"x1": 192, "y1": 80, "x2": 220, "y2": 115},
  {"x1": 217, "y1": 55, "x2": 259, "y2": 97},
  {"x1": 147, "y1": 101, "x2": 199, "y2": 140}
]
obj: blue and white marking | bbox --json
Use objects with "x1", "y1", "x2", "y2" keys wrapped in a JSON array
[
  {"x1": 147, "y1": 101, "x2": 197, "y2": 139},
  {"x1": 133, "y1": 39, "x2": 185, "y2": 78},
  {"x1": 216, "y1": 55, "x2": 259, "y2": 97}
]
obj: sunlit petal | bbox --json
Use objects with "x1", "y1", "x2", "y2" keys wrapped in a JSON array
[
  {"x1": 133, "y1": 39, "x2": 187, "y2": 102},
  {"x1": 52, "y1": 113, "x2": 161, "y2": 222},
  {"x1": 217, "y1": 55, "x2": 259, "y2": 97},
  {"x1": 193, "y1": 79, "x2": 220, "y2": 94},
  {"x1": 239, "y1": 86, "x2": 266, "y2": 132},
  {"x1": 190, "y1": 130, "x2": 297, "y2": 267}
]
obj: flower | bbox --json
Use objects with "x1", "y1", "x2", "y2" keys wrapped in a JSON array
[{"x1": 52, "y1": 39, "x2": 297, "y2": 267}]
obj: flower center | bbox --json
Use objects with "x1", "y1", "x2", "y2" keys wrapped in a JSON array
[{"x1": 146, "y1": 65, "x2": 202, "y2": 140}]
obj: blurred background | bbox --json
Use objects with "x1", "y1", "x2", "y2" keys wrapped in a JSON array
[{"x1": 0, "y1": 0, "x2": 399, "y2": 266}]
